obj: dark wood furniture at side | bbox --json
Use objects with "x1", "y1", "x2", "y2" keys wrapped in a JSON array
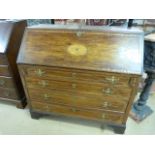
[
  {"x1": 0, "y1": 20, "x2": 27, "y2": 108},
  {"x1": 131, "y1": 33, "x2": 155, "y2": 121},
  {"x1": 17, "y1": 25, "x2": 144, "y2": 133}
]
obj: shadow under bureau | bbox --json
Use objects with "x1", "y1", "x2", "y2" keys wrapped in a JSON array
[
  {"x1": 0, "y1": 20, "x2": 27, "y2": 108},
  {"x1": 17, "y1": 25, "x2": 144, "y2": 133}
]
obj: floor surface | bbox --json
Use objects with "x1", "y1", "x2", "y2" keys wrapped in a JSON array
[{"x1": 0, "y1": 94, "x2": 155, "y2": 135}]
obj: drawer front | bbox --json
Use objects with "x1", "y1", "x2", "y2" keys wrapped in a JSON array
[
  {"x1": 0, "y1": 54, "x2": 8, "y2": 65},
  {"x1": 24, "y1": 66, "x2": 131, "y2": 86},
  {"x1": 31, "y1": 102, "x2": 124, "y2": 124},
  {"x1": 28, "y1": 88, "x2": 128, "y2": 112},
  {"x1": 0, "y1": 87, "x2": 19, "y2": 100},
  {"x1": 0, "y1": 66, "x2": 11, "y2": 76},
  {"x1": 0, "y1": 76, "x2": 15, "y2": 88},
  {"x1": 26, "y1": 78, "x2": 132, "y2": 98}
]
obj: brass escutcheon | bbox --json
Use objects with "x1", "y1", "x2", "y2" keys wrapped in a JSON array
[
  {"x1": 44, "y1": 94, "x2": 50, "y2": 100},
  {"x1": 102, "y1": 114, "x2": 106, "y2": 119},
  {"x1": 102, "y1": 88, "x2": 112, "y2": 94},
  {"x1": 35, "y1": 69, "x2": 45, "y2": 76},
  {"x1": 105, "y1": 76, "x2": 119, "y2": 84},
  {"x1": 38, "y1": 80, "x2": 48, "y2": 87}
]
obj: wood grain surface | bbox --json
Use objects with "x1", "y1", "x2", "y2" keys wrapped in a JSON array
[
  {"x1": 17, "y1": 25, "x2": 143, "y2": 132},
  {"x1": 17, "y1": 25, "x2": 144, "y2": 75},
  {"x1": 0, "y1": 20, "x2": 27, "y2": 108}
]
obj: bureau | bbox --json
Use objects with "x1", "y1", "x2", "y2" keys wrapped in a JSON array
[
  {"x1": 17, "y1": 25, "x2": 144, "y2": 133},
  {"x1": 0, "y1": 20, "x2": 27, "y2": 108}
]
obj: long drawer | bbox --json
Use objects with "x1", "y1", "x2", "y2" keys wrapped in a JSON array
[
  {"x1": 31, "y1": 101, "x2": 124, "y2": 124},
  {"x1": 0, "y1": 87, "x2": 19, "y2": 100},
  {"x1": 0, "y1": 54, "x2": 8, "y2": 65},
  {"x1": 0, "y1": 66, "x2": 11, "y2": 76},
  {"x1": 0, "y1": 76, "x2": 15, "y2": 88},
  {"x1": 24, "y1": 66, "x2": 131, "y2": 86},
  {"x1": 26, "y1": 77, "x2": 132, "y2": 98},
  {"x1": 28, "y1": 88, "x2": 128, "y2": 112}
]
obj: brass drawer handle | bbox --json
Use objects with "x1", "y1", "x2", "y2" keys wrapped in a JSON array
[
  {"x1": 38, "y1": 80, "x2": 48, "y2": 87},
  {"x1": 105, "y1": 76, "x2": 119, "y2": 84},
  {"x1": 102, "y1": 114, "x2": 106, "y2": 119},
  {"x1": 43, "y1": 94, "x2": 50, "y2": 100},
  {"x1": 102, "y1": 88, "x2": 112, "y2": 94},
  {"x1": 35, "y1": 69, "x2": 45, "y2": 76},
  {"x1": 72, "y1": 83, "x2": 77, "y2": 89},
  {"x1": 0, "y1": 79, "x2": 5, "y2": 86},
  {"x1": 102, "y1": 101, "x2": 111, "y2": 108},
  {"x1": 45, "y1": 105, "x2": 49, "y2": 109}
]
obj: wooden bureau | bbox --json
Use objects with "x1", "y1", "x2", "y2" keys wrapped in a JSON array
[
  {"x1": 0, "y1": 20, "x2": 27, "y2": 108},
  {"x1": 17, "y1": 25, "x2": 144, "y2": 133}
]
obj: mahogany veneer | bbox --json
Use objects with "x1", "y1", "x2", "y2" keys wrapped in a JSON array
[
  {"x1": 17, "y1": 25, "x2": 144, "y2": 133},
  {"x1": 0, "y1": 20, "x2": 27, "y2": 108}
]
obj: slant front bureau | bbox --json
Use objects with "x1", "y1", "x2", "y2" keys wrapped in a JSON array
[
  {"x1": 17, "y1": 25, "x2": 144, "y2": 133},
  {"x1": 0, "y1": 20, "x2": 27, "y2": 108}
]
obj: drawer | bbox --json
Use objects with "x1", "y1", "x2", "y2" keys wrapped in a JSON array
[
  {"x1": 0, "y1": 66, "x2": 11, "y2": 76},
  {"x1": 0, "y1": 76, "x2": 15, "y2": 88},
  {"x1": 26, "y1": 78, "x2": 132, "y2": 98},
  {"x1": 0, "y1": 87, "x2": 19, "y2": 100},
  {"x1": 0, "y1": 54, "x2": 8, "y2": 65},
  {"x1": 28, "y1": 88, "x2": 128, "y2": 112},
  {"x1": 31, "y1": 102, "x2": 124, "y2": 124},
  {"x1": 24, "y1": 66, "x2": 131, "y2": 86}
]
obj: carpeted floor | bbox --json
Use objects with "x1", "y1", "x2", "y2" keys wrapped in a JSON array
[{"x1": 0, "y1": 93, "x2": 155, "y2": 135}]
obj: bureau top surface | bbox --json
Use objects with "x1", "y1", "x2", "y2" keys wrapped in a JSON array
[
  {"x1": 17, "y1": 24, "x2": 144, "y2": 75},
  {"x1": 0, "y1": 22, "x2": 14, "y2": 54}
]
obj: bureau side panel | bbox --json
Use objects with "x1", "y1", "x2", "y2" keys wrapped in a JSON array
[
  {"x1": 6, "y1": 20, "x2": 27, "y2": 100},
  {"x1": 122, "y1": 76, "x2": 141, "y2": 123},
  {"x1": 17, "y1": 65, "x2": 31, "y2": 107}
]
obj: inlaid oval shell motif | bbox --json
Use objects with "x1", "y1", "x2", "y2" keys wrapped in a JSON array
[{"x1": 67, "y1": 44, "x2": 87, "y2": 56}]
